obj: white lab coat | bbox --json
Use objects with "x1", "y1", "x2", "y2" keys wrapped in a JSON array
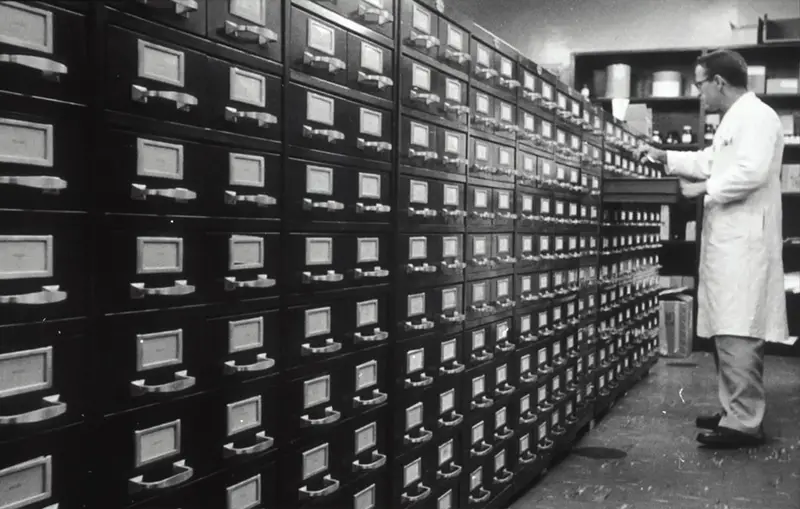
[{"x1": 666, "y1": 92, "x2": 789, "y2": 344}]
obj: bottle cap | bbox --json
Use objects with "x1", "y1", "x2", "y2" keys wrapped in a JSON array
[{"x1": 683, "y1": 125, "x2": 691, "y2": 129}]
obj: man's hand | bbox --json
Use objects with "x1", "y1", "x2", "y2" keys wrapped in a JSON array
[
  {"x1": 633, "y1": 144, "x2": 667, "y2": 165},
  {"x1": 679, "y1": 179, "x2": 707, "y2": 199}
]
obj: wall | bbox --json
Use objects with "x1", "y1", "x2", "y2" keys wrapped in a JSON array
[{"x1": 456, "y1": 0, "x2": 799, "y2": 83}]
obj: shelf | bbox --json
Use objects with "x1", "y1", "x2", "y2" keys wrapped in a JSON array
[
  {"x1": 602, "y1": 177, "x2": 681, "y2": 204},
  {"x1": 595, "y1": 96, "x2": 700, "y2": 107},
  {"x1": 654, "y1": 142, "x2": 699, "y2": 151}
]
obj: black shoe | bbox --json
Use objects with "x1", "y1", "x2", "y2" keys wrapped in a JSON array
[
  {"x1": 696, "y1": 426, "x2": 765, "y2": 449},
  {"x1": 695, "y1": 412, "x2": 723, "y2": 430}
]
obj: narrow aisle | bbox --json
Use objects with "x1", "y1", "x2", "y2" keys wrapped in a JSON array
[{"x1": 510, "y1": 352, "x2": 800, "y2": 509}]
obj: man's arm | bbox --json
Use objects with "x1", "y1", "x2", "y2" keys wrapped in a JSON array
[
  {"x1": 665, "y1": 147, "x2": 714, "y2": 181},
  {"x1": 705, "y1": 112, "x2": 780, "y2": 205}
]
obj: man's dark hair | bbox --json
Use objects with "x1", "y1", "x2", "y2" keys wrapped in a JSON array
[{"x1": 696, "y1": 49, "x2": 749, "y2": 89}]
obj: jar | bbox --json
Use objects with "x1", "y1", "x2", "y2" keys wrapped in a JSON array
[
  {"x1": 651, "y1": 130, "x2": 663, "y2": 144},
  {"x1": 704, "y1": 124, "x2": 715, "y2": 143},
  {"x1": 681, "y1": 125, "x2": 694, "y2": 144},
  {"x1": 665, "y1": 131, "x2": 679, "y2": 145}
]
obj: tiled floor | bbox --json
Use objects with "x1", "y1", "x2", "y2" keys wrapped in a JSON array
[{"x1": 510, "y1": 352, "x2": 800, "y2": 509}]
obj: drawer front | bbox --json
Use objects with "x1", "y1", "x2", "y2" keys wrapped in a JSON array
[
  {"x1": 285, "y1": 292, "x2": 390, "y2": 369},
  {"x1": 108, "y1": 0, "x2": 207, "y2": 36},
  {"x1": 216, "y1": 376, "x2": 280, "y2": 466},
  {"x1": 0, "y1": 425, "x2": 85, "y2": 509},
  {"x1": 400, "y1": 56, "x2": 468, "y2": 124},
  {"x1": 203, "y1": 230, "x2": 281, "y2": 302},
  {"x1": 465, "y1": 276, "x2": 514, "y2": 323},
  {"x1": 423, "y1": 433, "x2": 464, "y2": 495},
  {"x1": 400, "y1": 117, "x2": 468, "y2": 175},
  {"x1": 472, "y1": 91, "x2": 517, "y2": 141},
  {"x1": 395, "y1": 335, "x2": 440, "y2": 392},
  {"x1": 392, "y1": 449, "x2": 431, "y2": 507},
  {"x1": 399, "y1": 233, "x2": 465, "y2": 288},
  {"x1": 285, "y1": 158, "x2": 392, "y2": 224},
  {"x1": 196, "y1": 459, "x2": 279, "y2": 509},
  {"x1": 207, "y1": 57, "x2": 282, "y2": 141},
  {"x1": 463, "y1": 412, "x2": 495, "y2": 465},
  {"x1": 465, "y1": 185, "x2": 493, "y2": 228},
  {"x1": 290, "y1": 7, "x2": 349, "y2": 88},
  {"x1": 347, "y1": 33, "x2": 395, "y2": 102},
  {"x1": 0, "y1": 97, "x2": 88, "y2": 211},
  {"x1": 0, "y1": 321, "x2": 86, "y2": 443},
  {"x1": 492, "y1": 188, "x2": 516, "y2": 228},
  {"x1": 471, "y1": 40, "x2": 520, "y2": 96},
  {"x1": 207, "y1": 0, "x2": 283, "y2": 63},
  {"x1": 95, "y1": 392, "x2": 217, "y2": 509},
  {"x1": 203, "y1": 146, "x2": 282, "y2": 219},
  {"x1": 285, "y1": 233, "x2": 391, "y2": 294},
  {"x1": 288, "y1": 84, "x2": 394, "y2": 163},
  {"x1": 308, "y1": 0, "x2": 395, "y2": 40},
  {"x1": 330, "y1": 471, "x2": 389, "y2": 509},
  {"x1": 97, "y1": 308, "x2": 211, "y2": 415},
  {"x1": 207, "y1": 307, "x2": 280, "y2": 381},
  {"x1": 435, "y1": 16, "x2": 470, "y2": 75},
  {"x1": 398, "y1": 284, "x2": 465, "y2": 340},
  {"x1": 0, "y1": 2, "x2": 87, "y2": 103},
  {"x1": 469, "y1": 138, "x2": 515, "y2": 184},
  {"x1": 400, "y1": 0, "x2": 440, "y2": 60},
  {"x1": 398, "y1": 176, "x2": 466, "y2": 231},
  {"x1": 465, "y1": 324, "x2": 495, "y2": 370},
  {"x1": 0, "y1": 212, "x2": 88, "y2": 326},
  {"x1": 394, "y1": 388, "x2": 437, "y2": 456},
  {"x1": 99, "y1": 221, "x2": 205, "y2": 313},
  {"x1": 105, "y1": 26, "x2": 208, "y2": 127}
]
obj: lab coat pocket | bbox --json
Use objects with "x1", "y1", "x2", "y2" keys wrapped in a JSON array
[{"x1": 709, "y1": 206, "x2": 753, "y2": 244}]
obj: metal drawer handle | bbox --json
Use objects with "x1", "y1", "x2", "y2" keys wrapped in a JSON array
[
  {"x1": 409, "y1": 33, "x2": 440, "y2": 49},
  {"x1": 302, "y1": 270, "x2": 344, "y2": 284},
  {"x1": 353, "y1": 450, "x2": 387, "y2": 471},
  {"x1": 299, "y1": 474, "x2": 340, "y2": 499},
  {"x1": 438, "y1": 362, "x2": 464, "y2": 376},
  {"x1": 131, "y1": 85, "x2": 197, "y2": 111},
  {"x1": 224, "y1": 353, "x2": 275, "y2": 374},
  {"x1": 470, "y1": 350, "x2": 493, "y2": 363},
  {"x1": 471, "y1": 440, "x2": 492, "y2": 457},
  {"x1": 469, "y1": 303, "x2": 496, "y2": 314},
  {"x1": 301, "y1": 407, "x2": 340, "y2": 427},
  {"x1": 519, "y1": 450, "x2": 537, "y2": 464},
  {"x1": 469, "y1": 211, "x2": 494, "y2": 219},
  {"x1": 357, "y1": 4, "x2": 393, "y2": 24},
  {"x1": 402, "y1": 483, "x2": 431, "y2": 504},
  {"x1": 129, "y1": 460, "x2": 193, "y2": 493},
  {"x1": 0, "y1": 175, "x2": 67, "y2": 192},
  {"x1": 354, "y1": 388, "x2": 387, "y2": 407},
  {"x1": 223, "y1": 20, "x2": 277, "y2": 45},
  {"x1": 224, "y1": 107, "x2": 278, "y2": 127},
  {"x1": 494, "y1": 469, "x2": 514, "y2": 484},
  {"x1": 137, "y1": 0, "x2": 198, "y2": 16},
  {"x1": 493, "y1": 254, "x2": 517, "y2": 263},
  {"x1": 301, "y1": 338, "x2": 342, "y2": 356},
  {"x1": 356, "y1": 202, "x2": 391, "y2": 213},
  {"x1": 552, "y1": 426, "x2": 566, "y2": 437},
  {"x1": 131, "y1": 370, "x2": 196, "y2": 396},
  {"x1": 495, "y1": 341, "x2": 515, "y2": 353},
  {"x1": 224, "y1": 191, "x2": 277, "y2": 207},
  {"x1": 0, "y1": 285, "x2": 67, "y2": 305},
  {"x1": 538, "y1": 401, "x2": 554, "y2": 412},
  {"x1": 406, "y1": 263, "x2": 437, "y2": 274},
  {"x1": 353, "y1": 267, "x2": 389, "y2": 279},
  {"x1": 403, "y1": 318, "x2": 434, "y2": 331},
  {"x1": 470, "y1": 487, "x2": 491, "y2": 504},
  {"x1": 130, "y1": 280, "x2": 195, "y2": 299},
  {"x1": 439, "y1": 312, "x2": 464, "y2": 324},
  {"x1": 410, "y1": 89, "x2": 440, "y2": 105},
  {"x1": 357, "y1": 138, "x2": 392, "y2": 152},
  {"x1": 474, "y1": 115, "x2": 498, "y2": 128},
  {"x1": 131, "y1": 183, "x2": 196, "y2": 202},
  {"x1": 444, "y1": 48, "x2": 470, "y2": 64},
  {"x1": 520, "y1": 293, "x2": 538, "y2": 302},
  {"x1": 405, "y1": 373, "x2": 433, "y2": 389},
  {"x1": 405, "y1": 427, "x2": 432, "y2": 445},
  {"x1": 303, "y1": 126, "x2": 345, "y2": 143},
  {"x1": 303, "y1": 51, "x2": 346, "y2": 73},
  {"x1": 357, "y1": 71, "x2": 393, "y2": 89},
  {"x1": 475, "y1": 66, "x2": 499, "y2": 79},
  {"x1": 442, "y1": 155, "x2": 467, "y2": 166},
  {"x1": 519, "y1": 411, "x2": 537, "y2": 425},
  {"x1": 499, "y1": 123, "x2": 520, "y2": 133},
  {"x1": 470, "y1": 395, "x2": 493, "y2": 410},
  {"x1": 407, "y1": 207, "x2": 438, "y2": 218},
  {"x1": 520, "y1": 372, "x2": 537, "y2": 385},
  {"x1": 441, "y1": 209, "x2": 467, "y2": 218},
  {"x1": 0, "y1": 394, "x2": 67, "y2": 425},
  {"x1": 499, "y1": 77, "x2": 521, "y2": 89},
  {"x1": 224, "y1": 274, "x2": 276, "y2": 291},
  {"x1": 494, "y1": 427, "x2": 514, "y2": 441},
  {"x1": 437, "y1": 412, "x2": 463, "y2": 428},
  {"x1": 495, "y1": 383, "x2": 515, "y2": 397},
  {"x1": 0, "y1": 54, "x2": 68, "y2": 78},
  {"x1": 353, "y1": 328, "x2": 388, "y2": 344},
  {"x1": 520, "y1": 333, "x2": 536, "y2": 343},
  {"x1": 538, "y1": 364, "x2": 553, "y2": 376},
  {"x1": 540, "y1": 438, "x2": 554, "y2": 450},
  {"x1": 522, "y1": 90, "x2": 542, "y2": 102},
  {"x1": 496, "y1": 168, "x2": 517, "y2": 177},
  {"x1": 223, "y1": 431, "x2": 274, "y2": 457},
  {"x1": 408, "y1": 148, "x2": 438, "y2": 161},
  {"x1": 440, "y1": 260, "x2": 466, "y2": 271},
  {"x1": 443, "y1": 103, "x2": 469, "y2": 115},
  {"x1": 436, "y1": 463, "x2": 462, "y2": 480},
  {"x1": 302, "y1": 198, "x2": 345, "y2": 211}
]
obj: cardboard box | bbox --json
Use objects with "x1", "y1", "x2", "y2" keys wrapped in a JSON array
[
  {"x1": 747, "y1": 66, "x2": 766, "y2": 94},
  {"x1": 782, "y1": 164, "x2": 800, "y2": 193},
  {"x1": 659, "y1": 291, "x2": 694, "y2": 358},
  {"x1": 766, "y1": 78, "x2": 799, "y2": 94}
]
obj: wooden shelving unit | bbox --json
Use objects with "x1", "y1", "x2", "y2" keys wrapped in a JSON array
[{"x1": 574, "y1": 40, "x2": 800, "y2": 357}]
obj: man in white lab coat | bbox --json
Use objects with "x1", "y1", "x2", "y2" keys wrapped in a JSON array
[{"x1": 637, "y1": 49, "x2": 788, "y2": 448}]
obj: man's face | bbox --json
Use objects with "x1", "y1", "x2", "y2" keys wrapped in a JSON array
[{"x1": 694, "y1": 65, "x2": 720, "y2": 112}]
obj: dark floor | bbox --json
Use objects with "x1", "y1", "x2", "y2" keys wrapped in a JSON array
[{"x1": 510, "y1": 352, "x2": 800, "y2": 509}]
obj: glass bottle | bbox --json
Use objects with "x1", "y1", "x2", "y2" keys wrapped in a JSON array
[
  {"x1": 651, "y1": 130, "x2": 663, "y2": 144},
  {"x1": 681, "y1": 125, "x2": 694, "y2": 144},
  {"x1": 665, "y1": 131, "x2": 679, "y2": 145},
  {"x1": 704, "y1": 124, "x2": 714, "y2": 143}
]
